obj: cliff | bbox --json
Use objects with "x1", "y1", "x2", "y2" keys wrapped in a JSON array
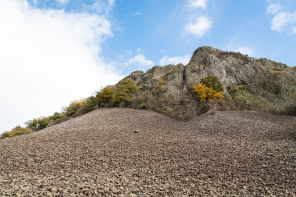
[{"x1": 128, "y1": 46, "x2": 296, "y2": 120}]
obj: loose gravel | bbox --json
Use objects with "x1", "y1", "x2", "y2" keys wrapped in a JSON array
[{"x1": 0, "y1": 108, "x2": 295, "y2": 196}]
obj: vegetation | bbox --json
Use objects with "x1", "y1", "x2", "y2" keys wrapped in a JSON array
[
  {"x1": 97, "y1": 85, "x2": 115, "y2": 107},
  {"x1": 192, "y1": 75, "x2": 223, "y2": 102},
  {"x1": 156, "y1": 77, "x2": 167, "y2": 92},
  {"x1": 192, "y1": 83, "x2": 223, "y2": 102},
  {"x1": 200, "y1": 75, "x2": 224, "y2": 92},
  {"x1": 0, "y1": 126, "x2": 33, "y2": 138},
  {"x1": 112, "y1": 78, "x2": 138, "y2": 106},
  {"x1": 0, "y1": 132, "x2": 9, "y2": 139},
  {"x1": 1, "y1": 78, "x2": 139, "y2": 139},
  {"x1": 231, "y1": 88, "x2": 267, "y2": 110},
  {"x1": 139, "y1": 102, "x2": 146, "y2": 109}
]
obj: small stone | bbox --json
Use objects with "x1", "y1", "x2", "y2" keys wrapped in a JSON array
[{"x1": 134, "y1": 130, "x2": 140, "y2": 133}]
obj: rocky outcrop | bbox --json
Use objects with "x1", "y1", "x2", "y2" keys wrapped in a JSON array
[{"x1": 128, "y1": 46, "x2": 296, "y2": 119}]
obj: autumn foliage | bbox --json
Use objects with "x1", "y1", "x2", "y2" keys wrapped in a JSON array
[{"x1": 192, "y1": 75, "x2": 223, "y2": 102}]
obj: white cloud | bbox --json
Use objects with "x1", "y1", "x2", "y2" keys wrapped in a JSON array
[
  {"x1": 160, "y1": 55, "x2": 190, "y2": 66},
  {"x1": 271, "y1": 11, "x2": 296, "y2": 32},
  {"x1": 293, "y1": 26, "x2": 296, "y2": 34},
  {"x1": 188, "y1": 0, "x2": 208, "y2": 9},
  {"x1": 0, "y1": 0, "x2": 122, "y2": 132},
  {"x1": 56, "y1": 0, "x2": 69, "y2": 5},
  {"x1": 236, "y1": 47, "x2": 254, "y2": 56},
  {"x1": 185, "y1": 16, "x2": 213, "y2": 38},
  {"x1": 126, "y1": 54, "x2": 154, "y2": 68},
  {"x1": 267, "y1": 4, "x2": 281, "y2": 14},
  {"x1": 267, "y1": 3, "x2": 296, "y2": 34},
  {"x1": 90, "y1": 0, "x2": 115, "y2": 14}
]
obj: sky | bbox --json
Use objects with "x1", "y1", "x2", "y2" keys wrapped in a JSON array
[{"x1": 0, "y1": 0, "x2": 296, "y2": 132}]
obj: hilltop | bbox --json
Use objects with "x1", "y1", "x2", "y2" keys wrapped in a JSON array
[{"x1": 128, "y1": 46, "x2": 296, "y2": 120}]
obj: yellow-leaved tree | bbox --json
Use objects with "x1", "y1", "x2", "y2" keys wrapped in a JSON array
[
  {"x1": 192, "y1": 83, "x2": 223, "y2": 102},
  {"x1": 191, "y1": 75, "x2": 224, "y2": 109}
]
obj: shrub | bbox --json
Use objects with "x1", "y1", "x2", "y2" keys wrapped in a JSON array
[
  {"x1": 112, "y1": 78, "x2": 138, "y2": 106},
  {"x1": 0, "y1": 132, "x2": 9, "y2": 139},
  {"x1": 77, "y1": 96, "x2": 99, "y2": 115},
  {"x1": 97, "y1": 86, "x2": 115, "y2": 107},
  {"x1": 26, "y1": 116, "x2": 51, "y2": 131},
  {"x1": 139, "y1": 102, "x2": 146, "y2": 109},
  {"x1": 64, "y1": 100, "x2": 85, "y2": 117},
  {"x1": 7, "y1": 126, "x2": 32, "y2": 137},
  {"x1": 50, "y1": 112, "x2": 62, "y2": 121},
  {"x1": 192, "y1": 83, "x2": 223, "y2": 102},
  {"x1": 200, "y1": 75, "x2": 224, "y2": 92}
]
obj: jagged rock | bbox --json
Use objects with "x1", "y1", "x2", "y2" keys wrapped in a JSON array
[{"x1": 128, "y1": 46, "x2": 296, "y2": 119}]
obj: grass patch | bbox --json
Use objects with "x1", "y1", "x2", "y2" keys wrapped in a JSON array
[{"x1": 232, "y1": 88, "x2": 267, "y2": 110}]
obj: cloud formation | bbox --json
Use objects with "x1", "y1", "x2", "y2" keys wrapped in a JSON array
[
  {"x1": 56, "y1": 0, "x2": 69, "y2": 5},
  {"x1": 90, "y1": 0, "x2": 116, "y2": 14},
  {"x1": 0, "y1": 0, "x2": 122, "y2": 132},
  {"x1": 185, "y1": 16, "x2": 213, "y2": 38},
  {"x1": 188, "y1": 0, "x2": 208, "y2": 9},
  {"x1": 126, "y1": 54, "x2": 154, "y2": 68},
  {"x1": 267, "y1": 3, "x2": 296, "y2": 34},
  {"x1": 160, "y1": 56, "x2": 190, "y2": 66}
]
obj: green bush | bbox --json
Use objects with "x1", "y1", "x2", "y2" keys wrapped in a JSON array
[
  {"x1": 139, "y1": 102, "x2": 146, "y2": 109},
  {"x1": 64, "y1": 100, "x2": 85, "y2": 117},
  {"x1": 200, "y1": 75, "x2": 224, "y2": 92},
  {"x1": 26, "y1": 116, "x2": 51, "y2": 131},
  {"x1": 0, "y1": 132, "x2": 9, "y2": 139},
  {"x1": 112, "y1": 78, "x2": 138, "y2": 106},
  {"x1": 78, "y1": 96, "x2": 99, "y2": 115},
  {"x1": 7, "y1": 126, "x2": 32, "y2": 137},
  {"x1": 97, "y1": 85, "x2": 115, "y2": 107},
  {"x1": 50, "y1": 112, "x2": 62, "y2": 121}
]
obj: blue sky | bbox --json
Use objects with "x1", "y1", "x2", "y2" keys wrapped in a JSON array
[{"x1": 0, "y1": 0, "x2": 296, "y2": 132}]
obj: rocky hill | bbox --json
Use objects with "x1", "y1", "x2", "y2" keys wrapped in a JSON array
[{"x1": 128, "y1": 46, "x2": 296, "y2": 120}]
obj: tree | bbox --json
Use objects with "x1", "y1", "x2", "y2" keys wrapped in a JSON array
[
  {"x1": 112, "y1": 78, "x2": 138, "y2": 106},
  {"x1": 192, "y1": 83, "x2": 223, "y2": 102},
  {"x1": 200, "y1": 75, "x2": 224, "y2": 92},
  {"x1": 64, "y1": 100, "x2": 85, "y2": 116},
  {"x1": 191, "y1": 74, "x2": 224, "y2": 112},
  {"x1": 97, "y1": 85, "x2": 115, "y2": 106}
]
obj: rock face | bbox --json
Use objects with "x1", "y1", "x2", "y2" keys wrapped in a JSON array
[{"x1": 127, "y1": 46, "x2": 296, "y2": 120}]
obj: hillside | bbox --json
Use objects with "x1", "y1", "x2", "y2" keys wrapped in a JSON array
[
  {"x1": 0, "y1": 108, "x2": 295, "y2": 196},
  {"x1": 2, "y1": 46, "x2": 296, "y2": 139}
]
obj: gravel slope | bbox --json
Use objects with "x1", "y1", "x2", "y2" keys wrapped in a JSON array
[{"x1": 0, "y1": 108, "x2": 295, "y2": 196}]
